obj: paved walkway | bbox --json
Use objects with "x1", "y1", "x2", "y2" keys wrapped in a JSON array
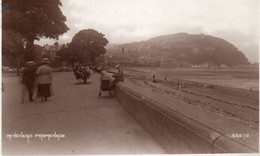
[{"x1": 2, "y1": 72, "x2": 166, "y2": 155}]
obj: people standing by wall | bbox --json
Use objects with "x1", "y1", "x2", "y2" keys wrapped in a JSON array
[{"x1": 35, "y1": 58, "x2": 53, "y2": 102}]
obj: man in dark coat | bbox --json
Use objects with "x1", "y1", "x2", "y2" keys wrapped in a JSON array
[{"x1": 22, "y1": 61, "x2": 36, "y2": 102}]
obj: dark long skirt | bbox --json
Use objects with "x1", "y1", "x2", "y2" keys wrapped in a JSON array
[{"x1": 38, "y1": 84, "x2": 51, "y2": 97}]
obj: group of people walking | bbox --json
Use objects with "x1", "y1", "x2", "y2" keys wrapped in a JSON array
[
  {"x1": 22, "y1": 59, "x2": 124, "y2": 102},
  {"x1": 22, "y1": 57, "x2": 53, "y2": 102}
]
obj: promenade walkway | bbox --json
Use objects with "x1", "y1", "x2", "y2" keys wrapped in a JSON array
[{"x1": 2, "y1": 72, "x2": 166, "y2": 155}]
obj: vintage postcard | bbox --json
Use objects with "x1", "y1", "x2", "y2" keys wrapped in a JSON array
[{"x1": 1, "y1": 0, "x2": 259, "y2": 155}]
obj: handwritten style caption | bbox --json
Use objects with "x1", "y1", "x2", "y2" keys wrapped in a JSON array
[{"x1": 6, "y1": 132, "x2": 66, "y2": 143}]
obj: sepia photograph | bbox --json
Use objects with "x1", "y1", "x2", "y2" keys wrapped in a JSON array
[{"x1": 1, "y1": 0, "x2": 259, "y2": 155}]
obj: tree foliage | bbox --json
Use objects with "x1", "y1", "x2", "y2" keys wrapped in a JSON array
[
  {"x1": 2, "y1": 30, "x2": 25, "y2": 67},
  {"x1": 69, "y1": 29, "x2": 109, "y2": 64},
  {"x1": 57, "y1": 44, "x2": 72, "y2": 64},
  {"x1": 2, "y1": 0, "x2": 69, "y2": 61},
  {"x1": 2, "y1": 0, "x2": 69, "y2": 41}
]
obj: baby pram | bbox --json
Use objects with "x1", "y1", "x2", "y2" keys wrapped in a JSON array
[{"x1": 98, "y1": 71, "x2": 114, "y2": 97}]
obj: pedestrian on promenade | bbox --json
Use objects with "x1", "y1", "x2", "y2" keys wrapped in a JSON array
[
  {"x1": 79, "y1": 65, "x2": 91, "y2": 84},
  {"x1": 98, "y1": 65, "x2": 123, "y2": 97},
  {"x1": 35, "y1": 58, "x2": 53, "y2": 102},
  {"x1": 113, "y1": 65, "x2": 124, "y2": 82},
  {"x1": 22, "y1": 61, "x2": 36, "y2": 102},
  {"x1": 73, "y1": 66, "x2": 81, "y2": 83},
  {"x1": 111, "y1": 64, "x2": 124, "y2": 89}
]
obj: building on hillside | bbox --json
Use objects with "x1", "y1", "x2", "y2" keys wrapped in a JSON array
[
  {"x1": 192, "y1": 62, "x2": 219, "y2": 68},
  {"x1": 192, "y1": 63, "x2": 209, "y2": 68},
  {"x1": 220, "y1": 64, "x2": 228, "y2": 68},
  {"x1": 160, "y1": 57, "x2": 175, "y2": 67},
  {"x1": 41, "y1": 43, "x2": 63, "y2": 60},
  {"x1": 147, "y1": 57, "x2": 159, "y2": 66}
]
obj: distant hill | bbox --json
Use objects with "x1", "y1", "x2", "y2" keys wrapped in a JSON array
[{"x1": 107, "y1": 33, "x2": 249, "y2": 66}]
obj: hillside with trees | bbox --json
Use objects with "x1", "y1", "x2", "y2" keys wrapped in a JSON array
[{"x1": 106, "y1": 33, "x2": 249, "y2": 67}]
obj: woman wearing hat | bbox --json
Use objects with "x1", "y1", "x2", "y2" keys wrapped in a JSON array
[
  {"x1": 110, "y1": 64, "x2": 124, "y2": 89},
  {"x1": 112, "y1": 65, "x2": 124, "y2": 82},
  {"x1": 35, "y1": 58, "x2": 53, "y2": 102}
]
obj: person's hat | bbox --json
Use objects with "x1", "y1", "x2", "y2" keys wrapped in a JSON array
[
  {"x1": 115, "y1": 64, "x2": 121, "y2": 69},
  {"x1": 26, "y1": 61, "x2": 36, "y2": 65},
  {"x1": 41, "y1": 57, "x2": 50, "y2": 64}
]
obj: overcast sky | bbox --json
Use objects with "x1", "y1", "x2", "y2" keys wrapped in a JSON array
[{"x1": 35, "y1": 0, "x2": 259, "y2": 63}]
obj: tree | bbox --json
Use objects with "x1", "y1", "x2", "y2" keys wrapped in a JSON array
[
  {"x1": 70, "y1": 29, "x2": 109, "y2": 65},
  {"x1": 2, "y1": 30, "x2": 24, "y2": 66},
  {"x1": 2, "y1": 0, "x2": 69, "y2": 61},
  {"x1": 2, "y1": 30, "x2": 26, "y2": 75},
  {"x1": 56, "y1": 44, "x2": 72, "y2": 65}
]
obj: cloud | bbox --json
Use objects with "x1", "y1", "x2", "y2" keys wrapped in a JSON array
[{"x1": 35, "y1": 0, "x2": 259, "y2": 62}]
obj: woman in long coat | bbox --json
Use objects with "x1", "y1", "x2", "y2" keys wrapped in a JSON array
[{"x1": 36, "y1": 58, "x2": 53, "y2": 102}]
